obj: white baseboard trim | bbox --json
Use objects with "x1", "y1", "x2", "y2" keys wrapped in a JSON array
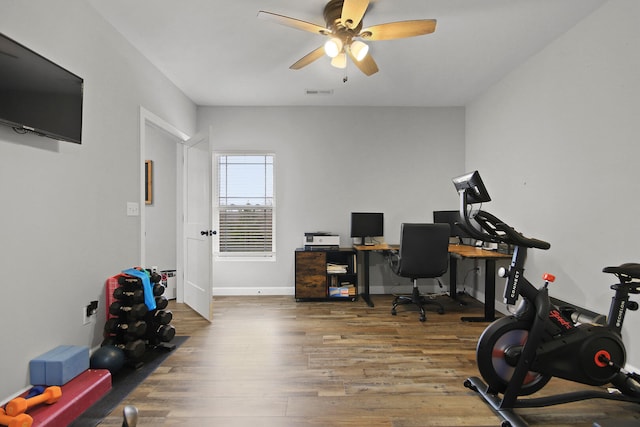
[
  {"x1": 212, "y1": 287, "x2": 295, "y2": 296},
  {"x1": 369, "y1": 285, "x2": 387, "y2": 295}
]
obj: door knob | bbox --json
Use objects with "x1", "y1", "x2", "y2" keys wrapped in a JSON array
[{"x1": 200, "y1": 230, "x2": 217, "y2": 236}]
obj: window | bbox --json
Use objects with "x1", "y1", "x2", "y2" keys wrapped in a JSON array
[{"x1": 215, "y1": 154, "x2": 275, "y2": 257}]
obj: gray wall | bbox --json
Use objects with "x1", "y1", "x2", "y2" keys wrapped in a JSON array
[
  {"x1": 0, "y1": 0, "x2": 196, "y2": 400},
  {"x1": 144, "y1": 124, "x2": 179, "y2": 273},
  {"x1": 466, "y1": 0, "x2": 640, "y2": 366},
  {"x1": 197, "y1": 106, "x2": 465, "y2": 294}
]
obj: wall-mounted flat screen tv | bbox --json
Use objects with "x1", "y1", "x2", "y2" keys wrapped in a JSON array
[{"x1": 0, "y1": 33, "x2": 83, "y2": 144}]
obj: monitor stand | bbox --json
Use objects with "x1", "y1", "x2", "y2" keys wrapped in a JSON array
[{"x1": 364, "y1": 237, "x2": 375, "y2": 246}]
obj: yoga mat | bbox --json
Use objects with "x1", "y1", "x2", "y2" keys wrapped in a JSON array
[{"x1": 69, "y1": 336, "x2": 189, "y2": 427}]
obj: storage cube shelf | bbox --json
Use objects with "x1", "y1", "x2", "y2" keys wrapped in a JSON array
[{"x1": 294, "y1": 248, "x2": 357, "y2": 301}]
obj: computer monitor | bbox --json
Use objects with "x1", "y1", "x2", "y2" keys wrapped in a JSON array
[
  {"x1": 350, "y1": 212, "x2": 384, "y2": 245},
  {"x1": 433, "y1": 210, "x2": 471, "y2": 240},
  {"x1": 452, "y1": 170, "x2": 491, "y2": 204}
]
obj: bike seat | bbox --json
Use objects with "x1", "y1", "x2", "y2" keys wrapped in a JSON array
[{"x1": 603, "y1": 263, "x2": 640, "y2": 280}]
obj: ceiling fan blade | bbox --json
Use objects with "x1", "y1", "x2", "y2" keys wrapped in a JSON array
[
  {"x1": 290, "y1": 46, "x2": 326, "y2": 70},
  {"x1": 360, "y1": 19, "x2": 437, "y2": 41},
  {"x1": 258, "y1": 11, "x2": 330, "y2": 35},
  {"x1": 347, "y1": 50, "x2": 378, "y2": 76},
  {"x1": 341, "y1": 0, "x2": 369, "y2": 30}
]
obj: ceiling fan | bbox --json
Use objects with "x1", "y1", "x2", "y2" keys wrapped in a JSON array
[{"x1": 258, "y1": 0, "x2": 437, "y2": 76}]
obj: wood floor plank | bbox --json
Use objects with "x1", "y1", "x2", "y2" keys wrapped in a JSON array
[{"x1": 96, "y1": 295, "x2": 640, "y2": 426}]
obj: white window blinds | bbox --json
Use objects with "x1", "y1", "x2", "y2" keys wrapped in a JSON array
[{"x1": 216, "y1": 154, "x2": 274, "y2": 256}]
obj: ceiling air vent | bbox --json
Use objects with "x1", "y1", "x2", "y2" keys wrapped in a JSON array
[{"x1": 305, "y1": 89, "x2": 334, "y2": 96}]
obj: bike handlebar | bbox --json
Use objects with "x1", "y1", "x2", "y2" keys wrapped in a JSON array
[{"x1": 457, "y1": 209, "x2": 551, "y2": 250}]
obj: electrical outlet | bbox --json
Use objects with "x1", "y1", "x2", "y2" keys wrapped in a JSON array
[
  {"x1": 126, "y1": 202, "x2": 140, "y2": 216},
  {"x1": 82, "y1": 306, "x2": 91, "y2": 325},
  {"x1": 83, "y1": 301, "x2": 98, "y2": 325}
]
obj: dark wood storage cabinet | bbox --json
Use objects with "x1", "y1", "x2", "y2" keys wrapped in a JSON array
[{"x1": 294, "y1": 248, "x2": 357, "y2": 301}]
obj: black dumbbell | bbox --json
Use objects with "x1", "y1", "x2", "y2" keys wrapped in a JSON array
[
  {"x1": 149, "y1": 324, "x2": 175, "y2": 344},
  {"x1": 149, "y1": 271, "x2": 161, "y2": 284},
  {"x1": 104, "y1": 318, "x2": 147, "y2": 339},
  {"x1": 147, "y1": 309, "x2": 172, "y2": 325},
  {"x1": 113, "y1": 287, "x2": 144, "y2": 303},
  {"x1": 155, "y1": 295, "x2": 168, "y2": 310},
  {"x1": 118, "y1": 276, "x2": 142, "y2": 287},
  {"x1": 102, "y1": 338, "x2": 146, "y2": 360},
  {"x1": 109, "y1": 301, "x2": 148, "y2": 319},
  {"x1": 144, "y1": 269, "x2": 161, "y2": 284},
  {"x1": 152, "y1": 283, "x2": 165, "y2": 296}
]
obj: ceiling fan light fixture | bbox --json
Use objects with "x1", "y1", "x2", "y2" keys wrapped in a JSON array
[
  {"x1": 259, "y1": 1, "x2": 437, "y2": 77},
  {"x1": 330, "y1": 52, "x2": 347, "y2": 69},
  {"x1": 324, "y1": 37, "x2": 343, "y2": 58},
  {"x1": 350, "y1": 40, "x2": 369, "y2": 61}
]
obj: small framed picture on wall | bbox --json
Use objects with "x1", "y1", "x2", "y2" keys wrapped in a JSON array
[{"x1": 145, "y1": 160, "x2": 153, "y2": 205}]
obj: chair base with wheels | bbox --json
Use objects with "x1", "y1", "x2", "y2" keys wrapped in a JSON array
[
  {"x1": 391, "y1": 279, "x2": 445, "y2": 322},
  {"x1": 388, "y1": 223, "x2": 450, "y2": 322}
]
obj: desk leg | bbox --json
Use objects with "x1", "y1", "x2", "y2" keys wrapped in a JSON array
[
  {"x1": 462, "y1": 259, "x2": 497, "y2": 322},
  {"x1": 359, "y1": 251, "x2": 374, "y2": 307},
  {"x1": 448, "y1": 255, "x2": 467, "y2": 305},
  {"x1": 449, "y1": 255, "x2": 458, "y2": 300}
]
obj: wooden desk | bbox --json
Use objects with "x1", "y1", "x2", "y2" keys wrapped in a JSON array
[
  {"x1": 448, "y1": 244, "x2": 511, "y2": 322},
  {"x1": 353, "y1": 243, "x2": 511, "y2": 321}
]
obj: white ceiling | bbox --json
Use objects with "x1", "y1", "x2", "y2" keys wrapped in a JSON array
[{"x1": 87, "y1": 0, "x2": 607, "y2": 107}]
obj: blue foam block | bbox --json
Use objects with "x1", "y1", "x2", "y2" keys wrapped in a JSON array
[{"x1": 29, "y1": 345, "x2": 89, "y2": 386}]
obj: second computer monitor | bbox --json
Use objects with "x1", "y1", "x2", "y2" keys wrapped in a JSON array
[
  {"x1": 351, "y1": 212, "x2": 384, "y2": 245},
  {"x1": 433, "y1": 210, "x2": 471, "y2": 242}
]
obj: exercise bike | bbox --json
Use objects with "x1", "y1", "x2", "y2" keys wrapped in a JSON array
[{"x1": 451, "y1": 171, "x2": 640, "y2": 427}]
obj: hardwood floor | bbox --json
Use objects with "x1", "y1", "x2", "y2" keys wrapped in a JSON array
[{"x1": 98, "y1": 295, "x2": 640, "y2": 426}]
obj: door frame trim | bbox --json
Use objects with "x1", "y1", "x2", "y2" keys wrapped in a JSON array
[{"x1": 139, "y1": 106, "x2": 190, "y2": 301}]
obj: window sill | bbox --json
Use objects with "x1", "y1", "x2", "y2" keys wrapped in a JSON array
[{"x1": 214, "y1": 255, "x2": 276, "y2": 262}]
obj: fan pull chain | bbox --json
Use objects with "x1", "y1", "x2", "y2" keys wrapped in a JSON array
[{"x1": 343, "y1": 59, "x2": 349, "y2": 83}]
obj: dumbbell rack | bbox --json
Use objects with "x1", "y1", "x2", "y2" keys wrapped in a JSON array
[{"x1": 104, "y1": 269, "x2": 176, "y2": 367}]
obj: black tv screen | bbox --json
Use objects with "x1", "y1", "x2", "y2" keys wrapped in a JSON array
[
  {"x1": 350, "y1": 212, "x2": 384, "y2": 238},
  {"x1": 0, "y1": 33, "x2": 83, "y2": 144}
]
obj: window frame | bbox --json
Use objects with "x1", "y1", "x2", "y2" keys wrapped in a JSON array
[{"x1": 213, "y1": 152, "x2": 276, "y2": 261}]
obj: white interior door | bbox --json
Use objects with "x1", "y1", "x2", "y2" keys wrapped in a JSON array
[{"x1": 183, "y1": 131, "x2": 214, "y2": 321}]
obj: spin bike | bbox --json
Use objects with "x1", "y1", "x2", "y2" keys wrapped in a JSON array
[{"x1": 452, "y1": 172, "x2": 640, "y2": 427}]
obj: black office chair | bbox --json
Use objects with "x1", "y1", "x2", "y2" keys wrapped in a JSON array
[{"x1": 390, "y1": 223, "x2": 450, "y2": 322}]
